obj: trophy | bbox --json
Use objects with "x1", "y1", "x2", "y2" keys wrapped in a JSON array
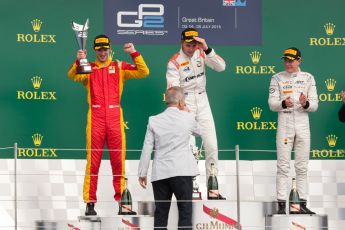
[
  {"x1": 192, "y1": 143, "x2": 203, "y2": 200},
  {"x1": 71, "y1": 19, "x2": 92, "y2": 74}
]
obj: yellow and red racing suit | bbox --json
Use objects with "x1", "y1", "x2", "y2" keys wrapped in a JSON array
[{"x1": 68, "y1": 51, "x2": 149, "y2": 202}]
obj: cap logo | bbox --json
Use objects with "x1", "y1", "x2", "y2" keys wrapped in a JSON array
[
  {"x1": 285, "y1": 49, "x2": 297, "y2": 55},
  {"x1": 95, "y1": 38, "x2": 109, "y2": 43},
  {"x1": 185, "y1": 31, "x2": 198, "y2": 37}
]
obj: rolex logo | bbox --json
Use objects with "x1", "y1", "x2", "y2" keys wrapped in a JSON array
[
  {"x1": 324, "y1": 23, "x2": 335, "y2": 36},
  {"x1": 17, "y1": 76, "x2": 57, "y2": 101},
  {"x1": 319, "y1": 77, "x2": 341, "y2": 102},
  {"x1": 18, "y1": 134, "x2": 58, "y2": 158},
  {"x1": 309, "y1": 22, "x2": 345, "y2": 46},
  {"x1": 31, "y1": 19, "x2": 43, "y2": 32},
  {"x1": 312, "y1": 135, "x2": 344, "y2": 159},
  {"x1": 17, "y1": 19, "x2": 56, "y2": 44},
  {"x1": 326, "y1": 134, "x2": 338, "y2": 148},
  {"x1": 237, "y1": 106, "x2": 276, "y2": 130},
  {"x1": 250, "y1": 51, "x2": 261, "y2": 64},
  {"x1": 235, "y1": 51, "x2": 275, "y2": 75},
  {"x1": 31, "y1": 76, "x2": 43, "y2": 89},
  {"x1": 32, "y1": 133, "x2": 43, "y2": 147},
  {"x1": 251, "y1": 107, "x2": 262, "y2": 120},
  {"x1": 325, "y1": 78, "x2": 336, "y2": 92}
]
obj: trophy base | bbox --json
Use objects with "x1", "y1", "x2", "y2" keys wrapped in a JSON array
[
  {"x1": 192, "y1": 192, "x2": 202, "y2": 200},
  {"x1": 77, "y1": 65, "x2": 92, "y2": 74}
]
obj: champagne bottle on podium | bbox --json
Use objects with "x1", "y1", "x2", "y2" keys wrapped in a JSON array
[
  {"x1": 207, "y1": 163, "x2": 219, "y2": 200},
  {"x1": 119, "y1": 178, "x2": 136, "y2": 215},
  {"x1": 289, "y1": 178, "x2": 301, "y2": 214}
]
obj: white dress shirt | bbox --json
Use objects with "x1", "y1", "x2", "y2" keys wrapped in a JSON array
[{"x1": 138, "y1": 107, "x2": 201, "y2": 182}]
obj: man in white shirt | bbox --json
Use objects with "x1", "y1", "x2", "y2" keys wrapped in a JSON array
[{"x1": 138, "y1": 86, "x2": 201, "y2": 230}]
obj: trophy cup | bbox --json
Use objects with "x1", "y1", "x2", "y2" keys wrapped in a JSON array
[
  {"x1": 71, "y1": 19, "x2": 92, "y2": 74},
  {"x1": 192, "y1": 144, "x2": 203, "y2": 200}
]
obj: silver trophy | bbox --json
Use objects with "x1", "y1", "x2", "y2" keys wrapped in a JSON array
[
  {"x1": 192, "y1": 142, "x2": 203, "y2": 200},
  {"x1": 71, "y1": 18, "x2": 92, "y2": 74}
]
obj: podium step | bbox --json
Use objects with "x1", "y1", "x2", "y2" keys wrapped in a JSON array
[
  {"x1": 78, "y1": 215, "x2": 154, "y2": 229},
  {"x1": 33, "y1": 201, "x2": 329, "y2": 229},
  {"x1": 265, "y1": 214, "x2": 328, "y2": 230}
]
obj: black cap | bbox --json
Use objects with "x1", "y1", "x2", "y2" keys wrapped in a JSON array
[
  {"x1": 181, "y1": 28, "x2": 199, "y2": 42},
  {"x1": 94, "y1": 34, "x2": 110, "y2": 50},
  {"x1": 281, "y1": 47, "x2": 301, "y2": 61}
]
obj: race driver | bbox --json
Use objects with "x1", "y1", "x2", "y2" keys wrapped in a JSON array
[
  {"x1": 68, "y1": 34, "x2": 149, "y2": 215},
  {"x1": 268, "y1": 47, "x2": 317, "y2": 215},
  {"x1": 166, "y1": 28, "x2": 226, "y2": 199}
]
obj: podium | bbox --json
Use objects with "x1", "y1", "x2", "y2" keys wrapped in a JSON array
[
  {"x1": 75, "y1": 201, "x2": 328, "y2": 229},
  {"x1": 78, "y1": 216, "x2": 101, "y2": 230},
  {"x1": 78, "y1": 215, "x2": 153, "y2": 230},
  {"x1": 265, "y1": 214, "x2": 328, "y2": 230}
]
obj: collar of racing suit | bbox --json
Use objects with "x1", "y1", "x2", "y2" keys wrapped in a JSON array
[
  {"x1": 179, "y1": 48, "x2": 198, "y2": 60},
  {"x1": 285, "y1": 67, "x2": 301, "y2": 77},
  {"x1": 94, "y1": 57, "x2": 112, "y2": 69}
]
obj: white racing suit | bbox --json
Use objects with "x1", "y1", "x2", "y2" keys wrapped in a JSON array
[
  {"x1": 166, "y1": 48, "x2": 226, "y2": 178},
  {"x1": 268, "y1": 70, "x2": 318, "y2": 200}
]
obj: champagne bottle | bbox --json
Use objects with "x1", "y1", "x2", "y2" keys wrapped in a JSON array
[
  {"x1": 207, "y1": 163, "x2": 219, "y2": 200},
  {"x1": 289, "y1": 178, "x2": 301, "y2": 214},
  {"x1": 120, "y1": 178, "x2": 133, "y2": 215}
]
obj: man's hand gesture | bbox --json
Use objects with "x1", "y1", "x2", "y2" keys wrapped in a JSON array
[
  {"x1": 285, "y1": 96, "x2": 294, "y2": 108},
  {"x1": 124, "y1": 43, "x2": 136, "y2": 54},
  {"x1": 193, "y1": 37, "x2": 208, "y2": 51},
  {"x1": 299, "y1": 93, "x2": 307, "y2": 107}
]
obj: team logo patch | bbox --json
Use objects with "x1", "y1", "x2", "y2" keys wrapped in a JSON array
[
  {"x1": 295, "y1": 80, "x2": 304, "y2": 84},
  {"x1": 180, "y1": 61, "x2": 189, "y2": 66},
  {"x1": 109, "y1": 66, "x2": 115, "y2": 74},
  {"x1": 283, "y1": 90, "x2": 293, "y2": 94},
  {"x1": 196, "y1": 60, "x2": 202, "y2": 67},
  {"x1": 183, "y1": 66, "x2": 191, "y2": 72}
]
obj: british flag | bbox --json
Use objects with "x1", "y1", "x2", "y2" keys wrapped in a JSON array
[{"x1": 223, "y1": 0, "x2": 235, "y2": 6}]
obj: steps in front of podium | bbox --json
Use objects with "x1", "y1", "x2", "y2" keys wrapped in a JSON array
[
  {"x1": 78, "y1": 215, "x2": 153, "y2": 229},
  {"x1": 139, "y1": 200, "x2": 264, "y2": 229},
  {"x1": 138, "y1": 201, "x2": 327, "y2": 230},
  {"x1": 265, "y1": 214, "x2": 328, "y2": 230},
  {"x1": 34, "y1": 216, "x2": 154, "y2": 230},
  {"x1": 35, "y1": 201, "x2": 328, "y2": 229},
  {"x1": 77, "y1": 201, "x2": 329, "y2": 229},
  {"x1": 79, "y1": 200, "x2": 267, "y2": 229}
]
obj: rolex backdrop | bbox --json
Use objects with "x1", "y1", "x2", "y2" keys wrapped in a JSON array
[{"x1": 0, "y1": 0, "x2": 344, "y2": 161}]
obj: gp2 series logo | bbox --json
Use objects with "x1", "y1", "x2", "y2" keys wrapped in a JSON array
[{"x1": 117, "y1": 4, "x2": 164, "y2": 28}]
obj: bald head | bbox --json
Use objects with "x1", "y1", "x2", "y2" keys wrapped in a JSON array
[{"x1": 165, "y1": 86, "x2": 185, "y2": 107}]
